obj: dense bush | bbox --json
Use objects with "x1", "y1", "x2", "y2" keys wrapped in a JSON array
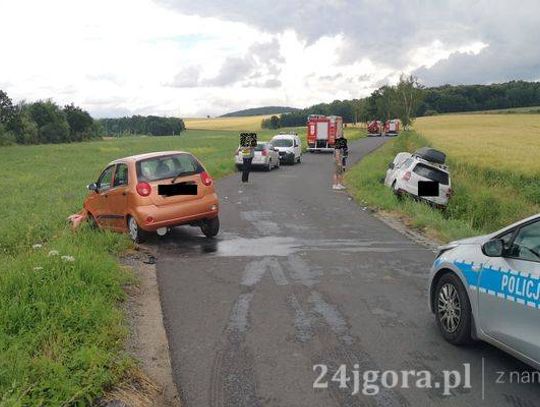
[
  {"x1": 0, "y1": 90, "x2": 101, "y2": 145},
  {"x1": 98, "y1": 115, "x2": 185, "y2": 137}
]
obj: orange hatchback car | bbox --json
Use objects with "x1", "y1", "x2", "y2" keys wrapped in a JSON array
[{"x1": 84, "y1": 151, "x2": 219, "y2": 242}]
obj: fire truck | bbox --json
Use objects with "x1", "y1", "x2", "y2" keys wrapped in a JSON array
[
  {"x1": 367, "y1": 120, "x2": 382, "y2": 137},
  {"x1": 306, "y1": 115, "x2": 343, "y2": 152},
  {"x1": 384, "y1": 119, "x2": 400, "y2": 136}
]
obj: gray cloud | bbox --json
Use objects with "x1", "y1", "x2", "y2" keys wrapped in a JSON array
[
  {"x1": 167, "y1": 38, "x2": 284, "y2": 88},
  {"x1": 158, "y1": 0, "x2": 540, "y2": 85},
  {"x1": 319, "y1": 73, "x2": 343, "y2": 81},
  {"x1": 168, "y1": 65, "x2": 202, "y2": 87},
  {"x1": 415, "y1": 47, "x2": 540, "y2": 86},
  {"x1": 244, "y1": 78, "x2": 282, "y2": 88},
  {"x1": 206, "y1": 57, "x2": 254, "y2": 86}
]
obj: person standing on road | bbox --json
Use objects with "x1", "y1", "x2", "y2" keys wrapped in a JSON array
[
  {"x1": 241, "y1": 144, "x2": 254, "y2": 183},
  {"x1": 341, "y1": 135, "x2": 348, "y2": 171},
  {"x1": 332, "y1": 136, "x2": 346, "y2": 190}
]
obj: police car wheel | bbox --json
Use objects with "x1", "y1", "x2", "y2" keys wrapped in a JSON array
[{"x1": 435, "y1": 273, "x2": 472, "y2": 345}]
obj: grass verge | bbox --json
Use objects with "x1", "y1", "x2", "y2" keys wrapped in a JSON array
[
  {"x1": 345, "y1": 130, "x2": 540, "y2": 243},
  {"x1": 0, "y1": 129, "x2": 243, "y2": 405}
]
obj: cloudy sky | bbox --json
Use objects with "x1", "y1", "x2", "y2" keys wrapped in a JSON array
[{"x1": 1, "y1": 0, "x2": 539, "y2": 117}]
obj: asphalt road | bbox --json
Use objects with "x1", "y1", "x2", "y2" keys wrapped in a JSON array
[{"x1": 156, "y1": 137, "x2": 540, "y2": 407}]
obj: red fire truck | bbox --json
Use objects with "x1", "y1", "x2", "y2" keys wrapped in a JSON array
[
  {"x1": 367, "y1": 120, "x2": 382, "y2": 137},
  {"x1": 384, "y1": 119, "x2": 400, "y2": 136},
  {"x1": 306, "y1": 115, "x2": 343, "y2": 152}
]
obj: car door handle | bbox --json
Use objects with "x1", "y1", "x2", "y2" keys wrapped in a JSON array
[
  {"x1": 104, "y1": 194, "x2": 108, "y2": 198},
  {"x1": 122, "y1": 192, "x2": 127, "y2": 196}
]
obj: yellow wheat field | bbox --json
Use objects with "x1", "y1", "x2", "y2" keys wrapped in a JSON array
[
  {"x1": 414, "y1": 114, "x2": 540, "y2": 174},
  {"x1": 184, "y1": 115, "x2": 272, "y2": 131}
]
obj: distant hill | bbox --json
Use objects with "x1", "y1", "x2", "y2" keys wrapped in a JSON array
[{"x1": 221, "y1": 106, "x2": 299, "y2": 117}]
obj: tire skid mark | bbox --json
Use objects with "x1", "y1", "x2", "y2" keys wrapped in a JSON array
[
  {"x1": 268, "y1": 257, "x2": 289, "y2": 286},
  {"x1": 209, "y1": 270, "x2": 261, "y2": 407},
  {"x1": 308, "y1": 291, "x2": 410, "y2": 407},
  {"x1": 287, "y1": 293, "x2": 314, "y2": 343},
  {"x1": 287, "y1": 254, "x2": 321, "y2": 287}
]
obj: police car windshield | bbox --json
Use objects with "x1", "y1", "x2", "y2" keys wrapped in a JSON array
[{"x1": 272, "y1": 139, "x2": 293, "y2": 147}]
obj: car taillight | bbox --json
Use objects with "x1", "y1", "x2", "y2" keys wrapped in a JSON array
[
  {"x1": 136, "y1": 182, "x2": 152, "y2": 197},
  {"x1": 402, "y1": 171, "x2": 411, "y2": 181},
  {"x1": 262, "y1": 149, "x2": 268, "y2": 156},
  {"x1": 200, "y1": 171, "x2": 213, "y2": 186}
]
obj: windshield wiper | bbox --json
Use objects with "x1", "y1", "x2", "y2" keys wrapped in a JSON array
[
  {"x1": 171, "y1": 171, "x2": 185, "y2": 184},
  {"x1": 171, "y1": 170, "x2": 196, "y2": 184}
]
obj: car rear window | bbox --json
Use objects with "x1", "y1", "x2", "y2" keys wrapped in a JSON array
[
  {"x1": 413, "y1": 163, "x2": 449, "y2": 185},
  {"x1": 136, "y1": 153, "x2": 203, "y2": 182},
  {"x1": 272, "y1": 139, "x2": 293, "y2": 147},
  {"x1": 255, "y1": 143, "x2": 267, "y2": 151}
]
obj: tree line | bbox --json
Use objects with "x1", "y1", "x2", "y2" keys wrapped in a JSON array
[
  {"x1": 98, "y1": 116, "x2": 185, "y2": 137},
  {"x1": 262, "y1": 79, "x2": 540, "y2": 129},
  {"x1": 0, "y1": 89, "x2": 186, "y2": 146},
  {"x1": 0, "y1": 90, "x2": 101, "y2": 146}
]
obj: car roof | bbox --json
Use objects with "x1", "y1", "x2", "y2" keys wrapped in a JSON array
[
  {"x1": 109, "y1": 151, "x2": 190, "y2": 165},
  {"x1": 495, "y1": 213, "x2": 540, "y2": 235},
  {"x1": 272, "y1": 134, "x2": 297, "y2": 139},
  {"x1": 412, "y1": 156, "x2": 449, "y2": 173}
]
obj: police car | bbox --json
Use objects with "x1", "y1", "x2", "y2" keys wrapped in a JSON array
[{"x1": 428, "y1": 214, "x2": 540, "y2": 369}]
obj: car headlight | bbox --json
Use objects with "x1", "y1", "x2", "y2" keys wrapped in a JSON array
[{"x1": 436, "y1": 243, "x2": 459, "y2": 259}]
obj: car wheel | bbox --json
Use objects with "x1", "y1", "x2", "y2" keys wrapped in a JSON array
[
  {"x1": 391, "y1": 180, "x2": 399, "y2": 194},
  {"x1": 201, "y1": 216, "x2": 220, "y2": 238},
  {"x1": 128, "y1": 216, "x2": 147, "y2": 243},
  {"x1": 434, "y1": 273, "x2": 472, "y2": 345},
  {"x1": 236, "y1": 164, "x2": 242, "y2": 171},
  {"x1": 297, "y1": 156, "x2": 301, "y2": 164}
]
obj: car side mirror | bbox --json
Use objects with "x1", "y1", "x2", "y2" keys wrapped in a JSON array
[
  {"x1": 482, "y1": 239, "x2": 504, "y2": 257},
  {"x1": 87, "y1": 183, "x2": 98, "y2": 192},
  {"x1": 388, "y1": 162, "x2": 395, "y2": 169}
]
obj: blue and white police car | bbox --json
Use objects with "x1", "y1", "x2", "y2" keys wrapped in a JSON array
[{"x1": 429, "y1": 214, "x2": 540, "y2": 369}]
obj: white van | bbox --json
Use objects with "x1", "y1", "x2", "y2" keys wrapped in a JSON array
[{"x1": 270, "y1": 133, "x2": 302, "y2": 165}]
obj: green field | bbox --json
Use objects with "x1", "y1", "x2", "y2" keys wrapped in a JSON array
[
  {"x1": 346, "y1": 114, "x2": 540, "y2": 242},
  {"x1": 0, "y1": 123, "x2": 364, "y2": 405},
  {"x1": 0, "y1": 130, "x2": 243, "y2": 405}
]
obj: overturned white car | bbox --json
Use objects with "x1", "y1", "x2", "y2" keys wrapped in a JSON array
[{"x1": 384, "y1": 148, "x2": 452, "y2": 208}]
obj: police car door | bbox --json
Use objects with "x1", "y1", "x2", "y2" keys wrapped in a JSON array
[{"x1": 478, "y1": 219, "x2": 540, "y2": 363}]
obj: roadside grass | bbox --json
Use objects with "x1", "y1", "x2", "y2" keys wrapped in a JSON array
[
  {"x1": 0, "y1": 129, "x2": 243, "y2": 405},
  {"x1": 346, "y1": 121, "x2": 540, "y2": 243}
]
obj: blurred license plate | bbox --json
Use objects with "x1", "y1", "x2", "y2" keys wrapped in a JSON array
[{"x1": 158, "y1": 183, "x2": 197, "y2": 196}]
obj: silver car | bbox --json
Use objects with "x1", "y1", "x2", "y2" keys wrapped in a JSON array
[
  {"x1": 429, "y1": 214, "x2": 540, "y2": 369},
  {"x1": 235, "y1": 142, "x2": 280, "y2": 171}
]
